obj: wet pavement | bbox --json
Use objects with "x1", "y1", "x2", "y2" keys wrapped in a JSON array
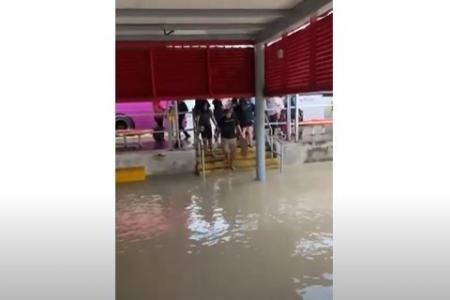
[{"x1": 116, "y1": 161, "x2": 332, "y2": 300}]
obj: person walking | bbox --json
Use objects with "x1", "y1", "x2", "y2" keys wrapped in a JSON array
[
  {"x1": 265, "y1": 97, "x2": 284, "y2": 134},
  {"x1": 218, "y1": 109, "x2": 242, "y2": 171},
  {"x1": 212, "y1": 99, "x2": 224, "y2": 143},
  {"x1": 235, "y1": 98, "x2": 255, "y2": 148},
  {"x1": 196, "y1": 101, "x2": 216, "y2": 156},
  {"x1": 177, "y1": 100, "x2": 190, "y2": 140},
  {"x1": 153, "y1": 100, "x2": 166, "y2": 142}
]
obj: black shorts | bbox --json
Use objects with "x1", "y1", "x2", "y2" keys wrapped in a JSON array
[
  {"x1": 199, "y1": 124, "x2": 212, "y2": 139},
  {"x1": 240, "y1": 120, "x2": 253, "y2": 128}
]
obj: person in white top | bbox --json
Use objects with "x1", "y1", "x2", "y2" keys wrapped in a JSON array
[{"x1": 265, "y1": 97, "x2": 284, "y2": 132}]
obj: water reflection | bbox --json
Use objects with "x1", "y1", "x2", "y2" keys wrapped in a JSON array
[
  {"x1": 292, "y1": 232, "x2": 333, "y2": 259},
  {"x1": 297, "y1": 285, "x2": 333, "y2": 300},
  {"x1": 186, "y1": 195, "x2": 230, "y2": 246},
  {"x1": 116, "y1": 194, "x2": 170, "y2": 244},
  {"x1": 116, "y1": 162, "x2": 333, "y2": 300},
  {"x1": 185, "y1": 194, "x2": 261, "y2": 247}
]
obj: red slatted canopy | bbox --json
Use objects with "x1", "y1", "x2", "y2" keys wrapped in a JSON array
[{"x1": 116, "y1": 0, "x2": 332, "y2": 101}]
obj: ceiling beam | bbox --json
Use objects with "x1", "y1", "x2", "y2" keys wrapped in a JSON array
[
  {"x1": 117, "y1": 16, "x2": 276, "y2": 25},
  {"x1": 117, "y1": 30, "x2": 258, "y2": 36},
  {"x1": 116, "y1": 9, "x2": 288, "y2": 19},
  {"x1": 116, "y1": 34, "x2": 255, "y2": 41},
  {"x1": 254, "y1": 0, "x2": 332, "y2": 43},
  {"x1": 116, "y1": 24, "x2": 265, "y2": 31}
]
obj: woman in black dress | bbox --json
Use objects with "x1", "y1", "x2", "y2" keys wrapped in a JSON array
[
  {"x1": 212, "y1": 99, "x2": 224, "y2": 143},
  {"x1": 195, "y1": 101, "x2": 216, "y2": 156}
]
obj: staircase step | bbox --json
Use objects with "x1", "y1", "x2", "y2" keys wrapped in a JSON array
[
  {"x1": 197, "y1": 157, "x2": 279, "y2": 172},
  {"x1": 202, "y1": 147, "x2": 256, "y2": 156},
  {"x1": 200, "y1": 151, "x2": 274, "y2": 163},
  {"x1": 198, "y1": 164, "x2": 279, "y2": 176}
]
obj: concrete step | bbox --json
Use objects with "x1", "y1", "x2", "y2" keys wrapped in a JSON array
[
  {"x1": 198, "y1": 147, "x2": 274, "y2": 157},
  {"x1": 197, "y1": 157, "x2": 279, "y2": 172},
  {"x1": 201, "y1": 146, "x2": 256, "y2": 156},
  {"x1": 200, "y1": 151, "x2": 274, "y2": 163},
  {"x1": 198, "y1": 164, "x2": 279, "y2": 176}
]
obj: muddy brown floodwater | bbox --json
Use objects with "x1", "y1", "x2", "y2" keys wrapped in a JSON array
[{"x1": 116, "y1": 161, "x2": 332, "y2": 300}]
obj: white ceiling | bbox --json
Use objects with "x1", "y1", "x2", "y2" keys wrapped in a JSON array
[{"x1": 116, "y1": 0, "x2": 331, "y2": 42}]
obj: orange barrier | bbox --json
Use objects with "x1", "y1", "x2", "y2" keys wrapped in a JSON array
[
  {"x1": 116, "y1": 129, "x2": 152, "y2": 137},
  {"x1": 116, "y1": 129, "x2": 152, "y2": 149},
  {"x1": 299, "y1": 119, "x2": 333, "y2": 127}
]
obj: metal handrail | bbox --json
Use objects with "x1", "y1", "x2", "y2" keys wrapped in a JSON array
[
  {"x1": 272, "y1": 136, "x2": 286, "y2": 173},
  {"x1": 264, "y1": 112, "x2": 274, "y2": 137},
  {"x1": 264, "y1": 113, "x2": 285, "y2": 172},
  {"x1": 193, "y1": 117, "x2": 206, "y2": 179},
  {"x1": 264, "y1": 113, "x2": 275, "y2": 158},
  {"x1": 200, "y1": 140, "x2": 206, "y2": 180}
]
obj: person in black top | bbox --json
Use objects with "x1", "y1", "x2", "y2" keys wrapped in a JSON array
[
  {"x1": 231, "y1": 98, "x2": 239, "y2": 117},
  {"x1": 212, "y1": 99, "x2": 224, "y2": 123},
  {"x1": 235, "y1": 98, "x2": 255, "y2": 147},
  {"x1": 212, "y1": 99, "x2": 224, "y2": 143},
  {"x1": 193, "y1": 98, "x2": 210, "y2": 120},
  {"x1": 196, "y1": 101, "x2": 216, "y2": 156},
  {"x1": 153, "y1": 100, "x2": 166, "y2": 142},
  {"x1": 218, "y1": 109, "x2": 242, "y2": 170},
  {"x1": 177, "y1": 100, "x2": 190, "y2": 140}
]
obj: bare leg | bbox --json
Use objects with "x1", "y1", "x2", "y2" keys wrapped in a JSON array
[
  {"x1": 247, "y1": 126, "x2": 254, "y2": 147},
  {"x1": 203, "y1": 139, "x2": 207, "y2": 153},
  {"x1": 230, "y1": 140, "x2": 237, "y2": 170},
  {"x1": 208, "y1": 139, "x2": 214, "y2": 156},
  {"x1": 224, "y1": 152, "x2": 230, "y2": 169},
  {"x1": 242, "y1": 127, "x2": 248, "y2": 144},
  {"x1": 222, "y1": 141, "x2": 230, "y2": 169},
  {"x1": 230, "y1": 151, "x2": 236, "y2": 170}
]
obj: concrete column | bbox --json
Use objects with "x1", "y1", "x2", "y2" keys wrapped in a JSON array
[
  {"x1": 255, "y1": 43, "x2": 266, "y2": 182},
  {"x1": 286, "y1": 95, "x2": 292, "y2": 140},
  {"x1": 295, "y1": 94, "x2": 300, "y2": 142}
]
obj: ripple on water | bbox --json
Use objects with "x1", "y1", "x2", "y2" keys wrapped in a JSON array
[
  {"x1": 292, "y1": 232, "x2": 333, "y2": 259},
  {"x1": 116, "y1": 162, "x2": 333, "y2": 300},
  {"x1": 184, "y1": 191, "x2": 263, "y2": 247}
]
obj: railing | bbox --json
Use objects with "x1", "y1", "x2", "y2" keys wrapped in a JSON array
[
  {"x1": 264, "y1": 113, "x2": 275, "y2": 158},
  {"x1": 115, "y1": 129, "x2": 152, "y2": 149},
  {"x1": 265, "y1": 94, "x2": 333, "y2": 143},
  {"x1": 273, "y1": 136, "x2": 286, "y2": 173},
  {"x1": 265, "y1": 113, "x2": 285, "y2": 173},
  {"x1": 193, "y1": 116, "x2": 206, "y2": 179}
]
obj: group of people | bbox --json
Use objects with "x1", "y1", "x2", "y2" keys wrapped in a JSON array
[
  {"x1": 192, "y1": 98, "x2": 255, "y2": 170},
  {"x1": 168, "y1": 96, "x2": 302, "y2": 170}
]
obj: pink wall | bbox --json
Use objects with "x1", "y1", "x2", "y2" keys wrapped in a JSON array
[{"x1": 116, "y1": 101, "x2": 170, "y2": 129}]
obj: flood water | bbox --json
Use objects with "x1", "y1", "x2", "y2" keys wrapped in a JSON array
[{"x1": 116, "y1": 162, "x2": 332, "y2": 300}]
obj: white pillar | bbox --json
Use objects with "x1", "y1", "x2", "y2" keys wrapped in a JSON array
[
  {"x1": 255, "y1": 43, "x2": 266, "y2": 182},
  {"x1": 286, "y1": 95, "x2": 292, "y2": 140},
  {"x1": 295, "y1": 94, "x2": 300, "y2": 142}
]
